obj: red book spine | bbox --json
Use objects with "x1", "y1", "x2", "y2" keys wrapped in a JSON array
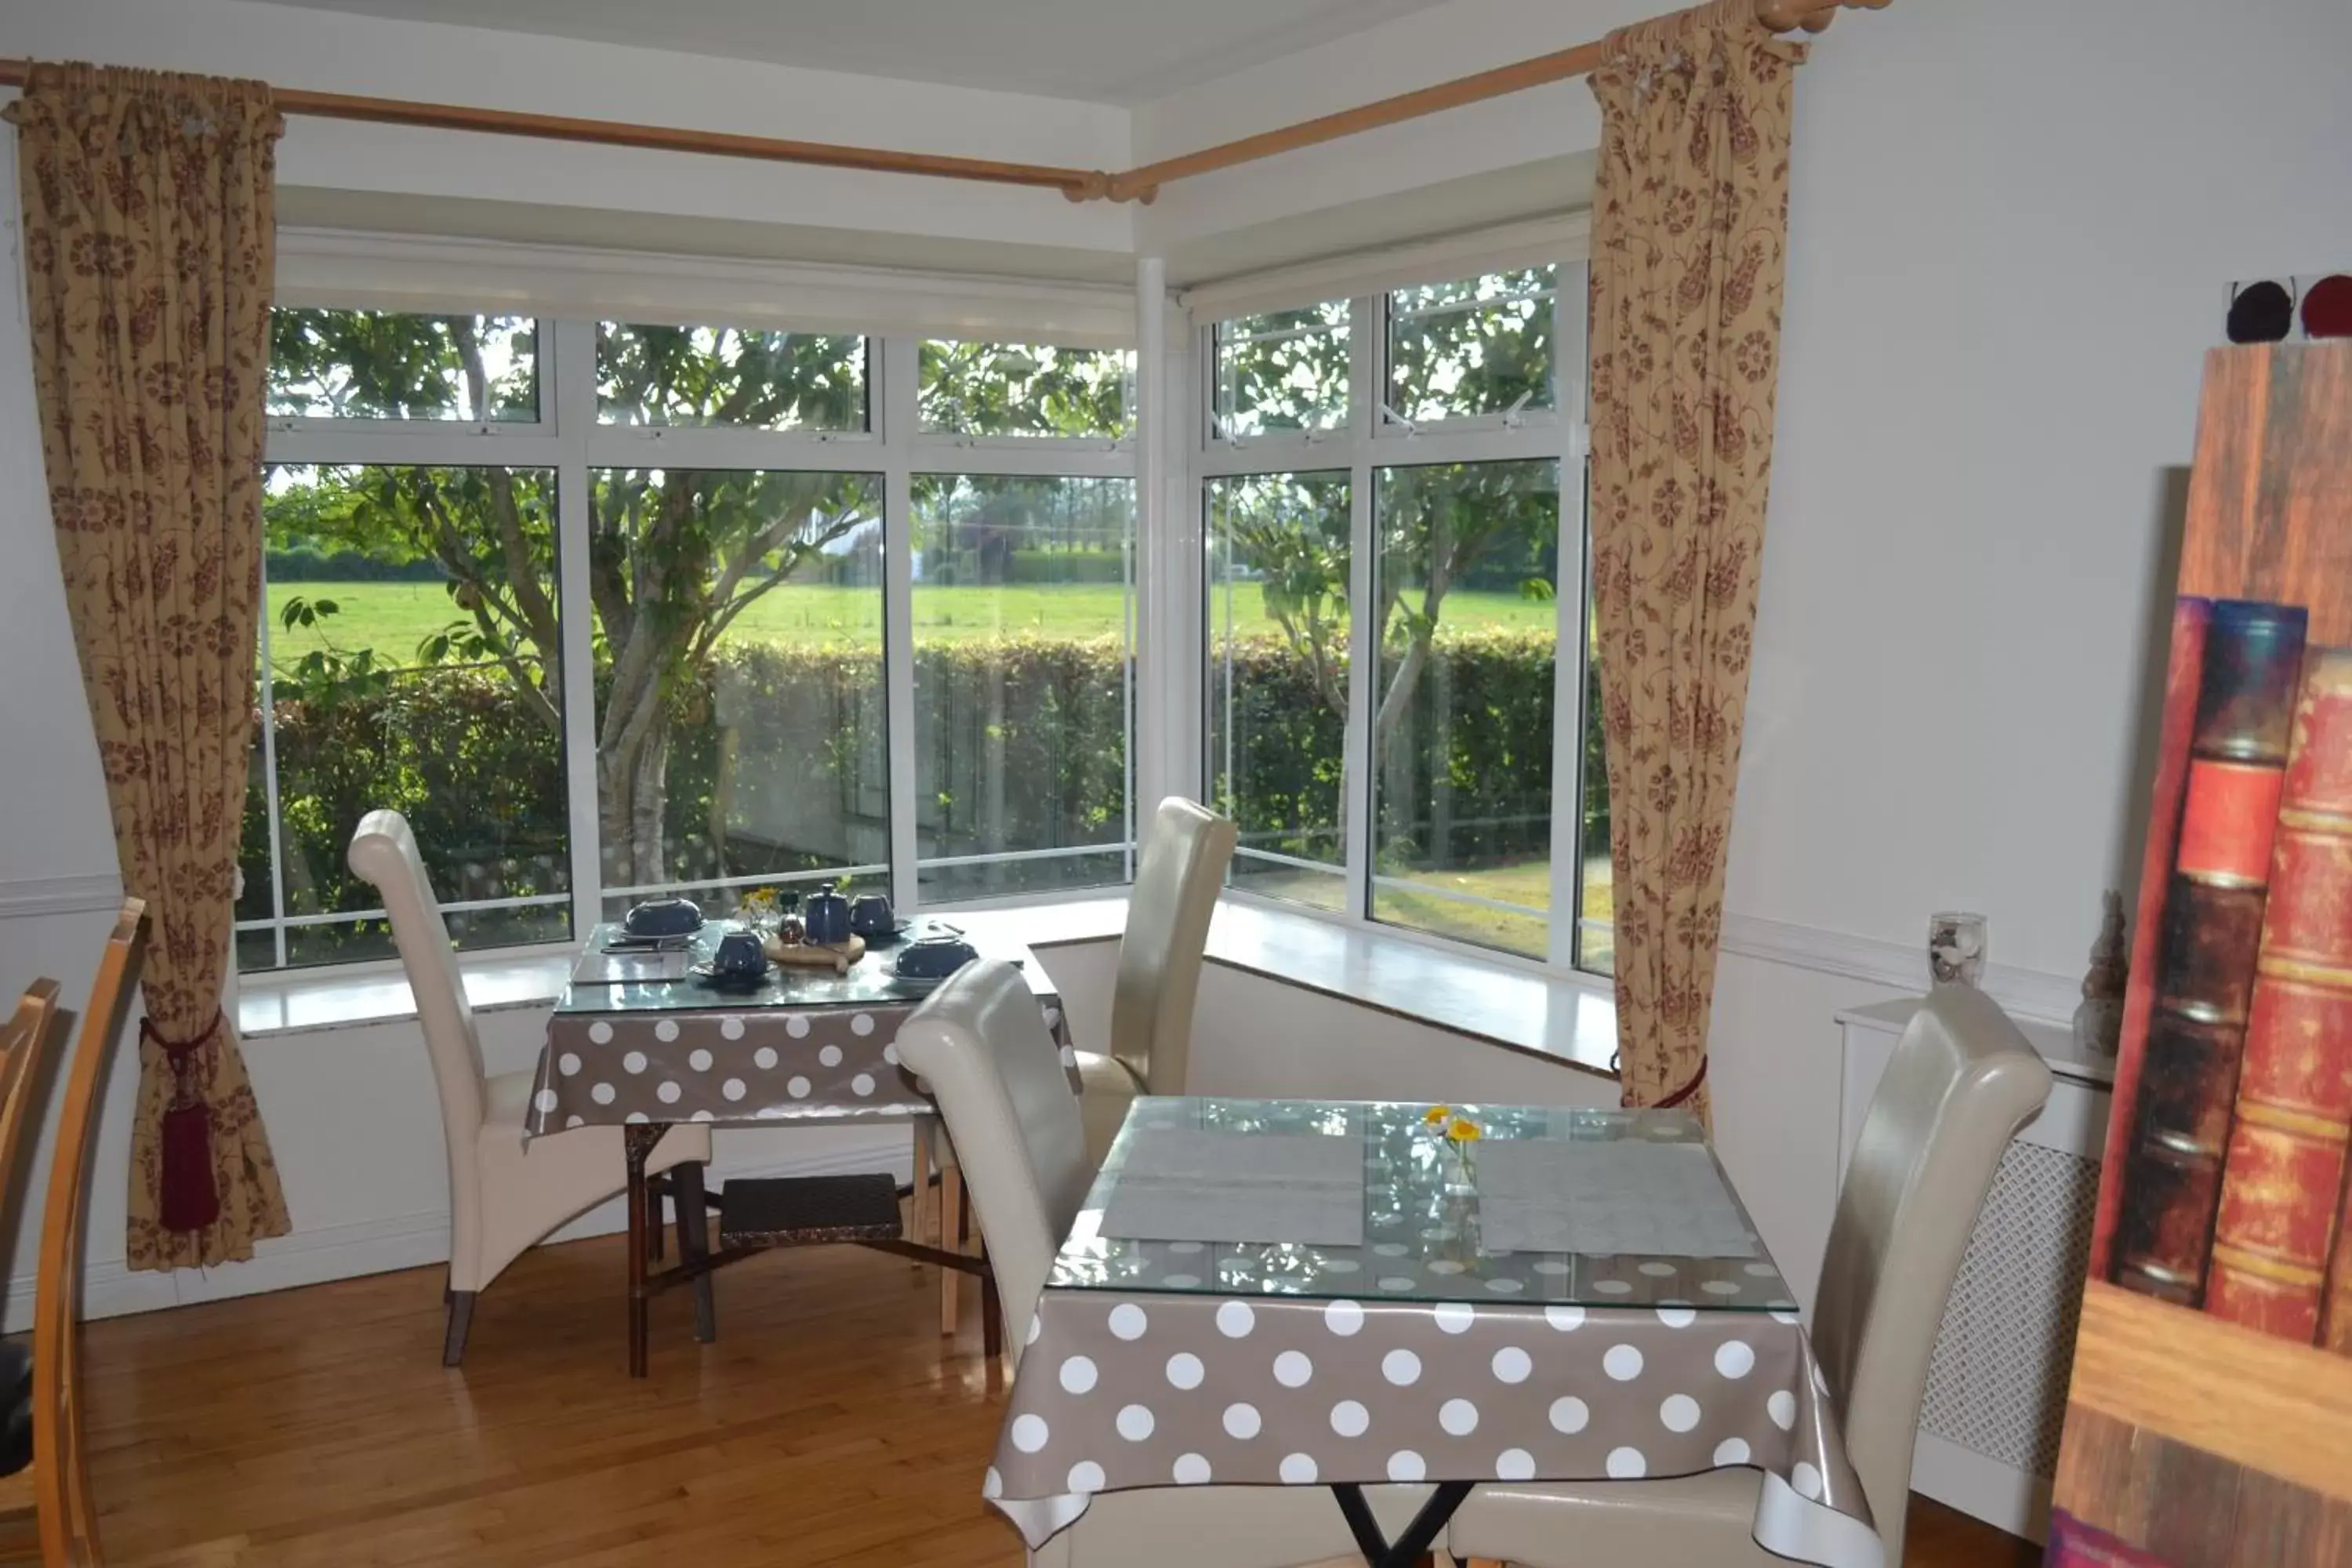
[
  {"x1": 2111, "y1": 600, "x2": 2307, "y2": 1304},
  {"x1": 2046, "y1": 1512, "x2": 2174, "y2": 1567},
  {"x1": 2209, "y1": 649, "x2": 2352, "y2": 1342},
  {"x1": 2092, "y1": 597, "x2": 2212, "y2": 1280}
]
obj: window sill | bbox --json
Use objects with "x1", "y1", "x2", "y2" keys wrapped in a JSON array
[{"x1": 231, "y1": 895, "x2": 1618, "y2": 1086}]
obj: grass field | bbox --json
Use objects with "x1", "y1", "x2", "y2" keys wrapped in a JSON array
[
  {"x1": 1235, "y1": 853, "x2": 1614, "y2": 965},
  {"x1": 263, "y1": 580, "x2": 1560, "y2": 670}
]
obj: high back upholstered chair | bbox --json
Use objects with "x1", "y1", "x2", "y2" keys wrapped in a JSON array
[
  {"x1": 1446, "y1": 985, "x2": 2053, "y2": 1568},
  {"x1": 898, "y1": 959, "x2": 1427, "y2": 1567},
  {"x1": 1069, "y1": 797, "x2": 1236, "y2": 1161},
  {"x1": 349, "y1": 810, "x2": 712, "y2": 1364}
]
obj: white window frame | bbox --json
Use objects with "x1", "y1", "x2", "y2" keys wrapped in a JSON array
[
  {"x1": 1189, "y1": 245, "x2": 1606, "y2": 982},
  {"x1": 244, "y1": 276, "x2": 1142, "y2": 973}
]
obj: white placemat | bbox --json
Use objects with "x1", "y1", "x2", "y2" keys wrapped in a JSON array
[
  {"x1": 1099, "y1": 1129, "x2": 1365, "y2": 1247},
  {"x1": 1477, "y1": 1138, "x2": 1759, "y2": 1258}
]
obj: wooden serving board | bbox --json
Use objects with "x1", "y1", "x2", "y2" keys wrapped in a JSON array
[{"x1": 763, "y1": 933, "x2": 865, "y2": 974}]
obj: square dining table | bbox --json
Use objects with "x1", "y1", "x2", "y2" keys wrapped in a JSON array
[
  {"x1": 527, "y1": 920, "x2": 1073, "y2": 1375},
  {"x1": 989, "y1": 1097, "x2": 1882, "y2": 1568}
]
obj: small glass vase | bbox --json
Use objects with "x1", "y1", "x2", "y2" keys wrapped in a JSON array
[{"x1": 1444, "y1": 1145, "x2": 1478, "y2": 1197}]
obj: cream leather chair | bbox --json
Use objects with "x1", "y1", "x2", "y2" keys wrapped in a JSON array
[
  {"x1": 898, "y1": 959, "x2": 1428, "y2": 1567},
  {"x1": 1072, "y1": 797, "x2": 1236, "y2": 1162},
  {"x1": 349, "y1": 810, "x2": 712, "y2": 1364},
  {"x1": 1444, "y1": 985, "x2": 2052, "y2": 1568}
]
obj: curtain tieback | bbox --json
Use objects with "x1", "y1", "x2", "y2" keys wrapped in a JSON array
[
  {"x1": 142, "y1": 1013, "x2": 224, "y2": 1235},
  {"x1": 1656, "y1": 1056, "x2": 1709, "y2": 1110}
]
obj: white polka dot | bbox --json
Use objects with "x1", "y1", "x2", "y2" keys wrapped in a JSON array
[
  {"x1": 625, "y1": 1111, "x2": 649, "y2": 1125},
  {"x1": 851, "y1": 1013, "x2": 876, "y2": 1036},
  {"x1": 1059, "y1": 1356, "x2": 1097, "y2": 1396},
  {"x1": 1109, "y1": 1304, "x2": 1149, "y2": 1341},
  {"x1": 1434, "y1": 1302, "x2": 1475, "y2": 1335},
  {"x1": 1532, "y1": 1259, "x2": 1571, "y2": 1276},
  {"x1": 786, "y1": 1076, "x2": 811, "y2": 1098},
  {"x1": 1162, "y1": 1274, "x2": 1200, "y2": 1289},
  {"x1": 1483, "y1": 1277, "x2": 1524, "y2": 1294},
  {"x1": 786, "y1": 1014, "x2": 811, "y2": 1038},
  {"x1": 1427, "y1": 1260, "x2": 1465, "y2": 1276},
  {"x1": 1715, "y1": 1437, "x2": 1751, "y2": 1467},
  {"x1": 1381, "y1": 1348, "x2": 1421, "y2": 1386},
  {"x1": 720, "y1": 1017, "x2": 746, "y2": 1040},
  {"x1": 1604, "y1": 1345, "x2": 1645, "y2": 1381},
  {"x1": 1440, "y1": 1399, "x2": 1480, "y2": 1436},
  {"x1": 1702, "y1": 1279, "x2": 1742, "y2": 1296},
  {"x1": 533, "y1": 1088, "x2": 559, "y2": 1115},
  {"x1": 690, "y1": 1109, "x2": 715, "y2": 1123},
  {"x1": 1321, "y1": 1258, "x2": 1360, "y2": 1274},
  {"x1": 1715, "y1": 1341, "x2": 1755, "y2": 1379},
  {"x1": 1374, "y1": 1242, "x2": 1408, "y2": 1257},
  {"x1": 1010, "y1": 1414, "x2": 1049, "y2": 1453},
  {"x1": 818, "y1": 1044, "x2": 844, "y2": 1068},
  {"x1": 1745, "y1": 1261, "x2": 1779, "y2": 1278},
  {"x1": 1639, "y1": 1261, "x2": 1675, "y2": 1277},
  {"x1": 656, "y1": 1081, "x2": 682, "y2": 1104},
  {"x1": 1026, "y1": 1315, "x2": 1044, "y2": 1346},
  {"x1": 1661, "y1": 1395, "x2": 1702, "y2": 1432},
  {"x1": 1497, "y1": 1448, "x2": 1537, "y2": 1480},
  {"x1": 564, "y1": 1115, "x2": 584, "y2": 1130},
  {"x1": 1607, "y1": 1446, "x2": 1647, "y2": 1479},
  {"x1": 1378, "y1": 1276, "x2": 1417, "y2": 1293},
  {"x1": 1491, "y1": 1347, "x2": 1533, "y2": 1385},
  {"x1": 590, "y1": 1083, "x2": 616, "y2": 1105},
  {"x1": 722, "y1": 1078, "x2": 747, "y2": 1102},
  {"x1": 1387, "y1": 1450, "x2": 1426, "y2": 1483},
  {"x1": 1325, "y1": 1300, "x2": 1365, "y2": 1337},
  {"x1": 1767, "y1": 1298, "x2": 1798, "y2": 1311},
  {"x1": 753, "y1": 1046, "x2": 779, "y2": 1069},
  {"x1": 1545, "y1": 1305, "x2": 1586, "y2": 1332},
  {"x1": 654, "y1": 1019, "x2": 680, "y2": 1044},
  {"x1": 1059, "y1": 1045, "x2": 1078, "y2": 1069},
  {"x1": 1116, "y1": 1404, "x2": 1155, "y2": 1441},
  {"x1": 558, "y1": 1052, "x2": 583, "y2": 1076},
  {"x1": 1168, "y1": 1240, "x2": 1204, "y2": 1254},
  {"x1": 851, "y1": 1073, "x2": 875, "y2": 1097},
  {"x1": 1772, "y1": 1308, "x2": 1802, "y2": 1324},
  {"x1": 1792, "y1": 1461, "x2": 1824, "y2": 1501},
  {"x1": 1768, "y1": 1390, "x2": 1798, "y2": 1429},
  {"x1": 1216, "y1": 1301, "x2": 1256, "y2": 1338},
  {"x1": 1595, "y1": 1279, "x2": 1633, "y2": 1295},
  {"x1": 587, "y1": 1022, "x2": 614, "y2": 1045},
  {"x1": 982, "y1": 1466, "x2": 1002, "y2": 1499},
  {"x1": 882, "y1": 1043, "x2": 899, "y2": 1066},
  {"x1": 622, "y1": 1051, "x2": 648, "y2": 1074},
  {"x1": 1066, "y1": 1461, "x2": 1105, "y2": 1495},
  {"x1": 1279, "y1": 1453, "x2": 1319, "y2": 1484},
  {"x1": 1172, "y1": 1453, "x2": 1211, "y2": 1485},
  {"x1": 1548, "y1": 1397, "x2": 1589, "y2": 1435},
  {"x1": 1222, "y1": 1403, "x2": 1261, "y2": 1439},
  {"x1": 1166, "y1": 1353, "x2": 1204, "y2": 1390},
  {"x1": 1330, "y1": 1400, "x2": 1370, "y2": 1438},
  {"x1": 1657, "y1": 1305, "x2": 1697, "y2": 1328},
  {"x1": 688, "y1": 1048, "x2": 714, "y2": 1072},
  {"x1": 755, "y1": 1106, "x2": 786, "y2": 1120},
  {"x1": 1273, "y1": 1350, "x2": 1314, "y2": 1387}
]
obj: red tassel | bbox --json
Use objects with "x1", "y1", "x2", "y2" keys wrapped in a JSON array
[{"x1": 143, "y1": 1014, "x2": 223, "y2": 1234}]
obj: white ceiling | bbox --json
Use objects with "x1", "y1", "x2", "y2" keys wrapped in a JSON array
[{"x1": 250, "y1": 0, "x2": 1458, "y2": 104}]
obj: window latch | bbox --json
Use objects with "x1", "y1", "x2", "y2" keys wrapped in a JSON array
[
  {"x1": 1381, "y1": 404, "x2": 1418, "y2": 437},
  {"x1": 1501, "y1": 390, "x2": 1534, "y2": 429}
]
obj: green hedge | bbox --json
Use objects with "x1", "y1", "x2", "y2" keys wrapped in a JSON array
[{"x1": 242, "y1": 630, "x2": 1589, "y2": 960}]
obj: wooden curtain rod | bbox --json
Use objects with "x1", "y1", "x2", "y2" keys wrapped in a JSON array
[{"x1": 0, "y1": 0, "x2": 1885, "y2": 208}]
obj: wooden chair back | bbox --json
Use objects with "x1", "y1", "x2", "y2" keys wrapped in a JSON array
[
  {"x1": 0, "y1": 981, "x2": 67, "y2": 1215},
  {"x1": 34, "y1": 898, "x2": 148, "y2": 1566}
]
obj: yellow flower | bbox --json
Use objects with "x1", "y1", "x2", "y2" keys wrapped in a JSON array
[
  {"x1": 1423, "y1": 1105, "x2": 1453, "y2": 1126},
  {"x1": 1446, "y1": 1116, "x2": 1483, "y2": 1145}
]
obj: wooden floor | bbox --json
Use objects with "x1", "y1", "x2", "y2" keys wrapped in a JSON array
[{"x1": 56, "y1": 1227, "x2": 2040, "y2": 1567}]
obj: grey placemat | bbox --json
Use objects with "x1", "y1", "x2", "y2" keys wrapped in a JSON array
[
  {"x1": 1477, "y1": 1138, "x2": 1759, "y2": 1258},
  {"x1": 1098, "y1": 1130, "x2": 1365, "y2": 1247}
]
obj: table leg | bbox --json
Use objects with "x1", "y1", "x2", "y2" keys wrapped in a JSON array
[
  {"x1": 910, "y1": 1119, "x2": 938, "y2": 1266},
  {"x1": 623, "y1": 1123, "x2": 660, "y2": 1379},
  {"x1": 1330, "y1": 1481, "x2": 1472, "y2": 1568},
  {"x1": 673, "y1": 1158, "x2": 717, "y2": 1345}
]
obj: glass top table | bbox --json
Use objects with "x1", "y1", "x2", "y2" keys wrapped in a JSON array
[
  {"x1": 551, "y1": 920, "x2": 1056, "y2": 1015},
  {"x1": 1047, "y1": 1097, "x2": 1797, "y2": 1312}
]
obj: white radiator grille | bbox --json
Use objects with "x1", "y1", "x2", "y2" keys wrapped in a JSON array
[{"x1": 1918, "y1": 1140, "x2": 2098, "y2": 1477}]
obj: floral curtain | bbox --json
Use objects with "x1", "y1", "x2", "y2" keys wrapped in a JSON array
[
  {"x1": 1588, "y1": 1, "x2": 1806, "y2": 1122},
  {"x1": 12, "y1": 64, "x2": 292, "y2": 1269}
]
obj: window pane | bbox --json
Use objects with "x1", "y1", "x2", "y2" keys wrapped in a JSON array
[
  {"x1": 597, "y1": 323, "x2": 868, "y2": 432},
  {"x1": 920, "y1": 341, "x2": 1133, "y2": 438},
  {"x1": 1370, "y1": 459, "x2": 1559, "y2": 959},
  {"x1": 1214, "y1": 300, "x2": 1349, "y2": 437},
  {"x1": 590, "y1": 467, "x2": 887, "y2": 912},
  {"x1": 1387, "y1": 267, "x2": 1556, "y2": 424},
  {"x1": 1578, "y1": 594, "x2": 1614, "y2": 976},
  {"x1": 243, "y1": 463, "x2": 572, "y2": 969},
  {"x1": 267, "y1": 310, "x2": 538, "y2": 421},
  {"x1": 913, "y1": 474, "x2": 1134, "y2": 902},
  {"x1": 1206, "y1": 471, "x2": 1351, "y2": 911}
]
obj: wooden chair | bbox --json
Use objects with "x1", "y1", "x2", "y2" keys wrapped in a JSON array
[{"x1": 0, "y1": 979, "x2": 67, "y2": 1537}]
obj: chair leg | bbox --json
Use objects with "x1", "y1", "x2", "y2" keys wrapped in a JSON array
[
  {"x1": 981, "y1": 1262, "x2": 1002, "y2": 1363},
  {"x1": 939, "y1": 1163, "x2": 964, "y2": 1336},
  {"x1": 647, "y1": 1174, "x2": 666, "y2": 1263},
  {"x1": 910, "y1": 1120, "x2": 937, "y2": 1271},
  {"x1": 443, "y1": 1290, "x2": 477, "y2": 1367},
  {"x1": 674, "y1": 1160, "x2": 717, "y2": 1345}
]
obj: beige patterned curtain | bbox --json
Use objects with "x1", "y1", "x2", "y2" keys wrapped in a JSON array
[
  {"x1": 12, "y1": 64, "x2": 292, "y2": 1270},
  {"x1": 1588, "y1": 2, "x2": 1806, "y2": 1122}
]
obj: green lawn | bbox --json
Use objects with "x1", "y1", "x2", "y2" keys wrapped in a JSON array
[
  {"x1": 263, "y1": 580, "x2": 1560, "y2": 670},
  {"x1": 1232, "y1": 854, "x2": 1614, "y2": 966}
]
